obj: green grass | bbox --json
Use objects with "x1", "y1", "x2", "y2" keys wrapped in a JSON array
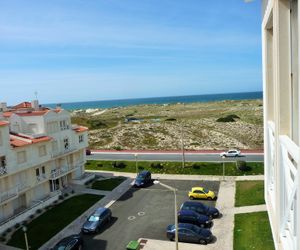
[
  {"x1": 7, "y1": 194, "x2": 103, "y2": 250},
  {"x1": 85, "y1": 160, "x2": 264, "y2": 176},
  {"x1": 234, "y1": 212, "x2": 274, "y2": 250},
  {"x1": 91, "y1": 177, "x2": 126, "y2": 191},
  {"x1": 235, "y1": 181, "x2": 265, "y2": 207}
]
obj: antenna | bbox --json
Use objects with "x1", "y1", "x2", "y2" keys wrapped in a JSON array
[{"x1": 34, "y1": 91, "x2": 38, "y2": 100}]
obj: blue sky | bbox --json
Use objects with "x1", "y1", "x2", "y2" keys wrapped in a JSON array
[{"x1": 0, "y1": 0, "x2": 262, "y2": 105}]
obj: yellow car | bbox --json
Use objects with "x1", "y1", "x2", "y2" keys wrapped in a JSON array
[{"x1": 188, "y1": 187, "x2": 216, "y2": 200}]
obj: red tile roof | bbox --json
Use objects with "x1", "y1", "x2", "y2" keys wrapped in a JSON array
[
  {"x1": 12, "y1": 102, "x2": 32, "y2": 109},
  {"x1": 3, "y1": 112, "x2": 13, "y2": 118},
  {"x1": 0, "y1": 121, "x2": 9, "y2": 127},
  {"x1": 10, "y1": 134, "x2": 52, "y2": 148},
  {"x1": 73, "y1": 126, "x2": 88, "y2": 133}
]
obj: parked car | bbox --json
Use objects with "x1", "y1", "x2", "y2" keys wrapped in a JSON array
[
  {"x1": 134, "y1": 170, "x2": 152, "y2": 187},
  {"x1": 52, "y1": 234, "x2": 83, "y2": 250},
  {"x1": 188, "y1": 187, "x2": 216, "y2": 200},
  {"x1": 180, "y1": 201, "x2": 220, "y2": 219},
  {"x1": 166, "y1": 223, "x2": 213, "y2": 245},
  {"x1": 178, "y1": 210, "x2": 213, "y2": 228},
  {"x1": 220, "y1": 149, "x2": 241, "y2": 157},
  {"x1": 82, "y1": 207, "x2": 112, "y2": 234}
]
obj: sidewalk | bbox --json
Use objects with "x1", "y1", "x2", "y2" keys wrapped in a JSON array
[{"x1": 86, "y1": 169, "x2": 264, "y2": 181}]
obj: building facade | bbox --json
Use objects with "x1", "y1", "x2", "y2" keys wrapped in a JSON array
[
  {"x1": 262, "y1": 0, "x2": 300, "y2": 249},
  {"x1": 0, "y1": 100, "x2": 88, "y2": 233}
]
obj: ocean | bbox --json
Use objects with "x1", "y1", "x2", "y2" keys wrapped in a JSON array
[{"x1": 46, "y1": 91, "x2": 262, "y2": 110}]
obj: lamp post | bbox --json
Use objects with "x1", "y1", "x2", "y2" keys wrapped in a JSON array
[
  {"x1": 22, "y1": 226, "x2": 29, "y2": 250},
  {"x1": 180, "y1": 121, "x2": 185, "y2": 168},
  {"x1": 154, "y1": 180, "x2": 178, "y2": 250},
  {"x1": 134, "y1": 153, "x2": 138, "y2": 173},
  {"x1": 222, "y1": 156, "x2": 226, "y2": 181}
]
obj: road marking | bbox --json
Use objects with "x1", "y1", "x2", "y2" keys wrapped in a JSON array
[
  {"x1": 138, "y1": 212, "x2": 145, "y2": 216},
  {"x1": 128, "y1": 216, "x2": 136, "y2": 221}
]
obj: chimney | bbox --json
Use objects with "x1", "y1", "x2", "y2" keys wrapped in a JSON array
[
  {"x1": 0, "y1": 102, "x2": 7, "y2": 112},
  {"x1": 31, "y1": 100, "x2": 39, "y2": 111}
]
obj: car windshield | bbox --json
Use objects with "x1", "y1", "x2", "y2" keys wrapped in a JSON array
[
  {"x1": 203, "y1": 188, "x2": 209, "y2": 193},
  {"x1": 136, "y1": 174, "x2": 145, "y2": 180},
  {"x1": 88, "y1": 215, "x2": 100, "y2": 222}
]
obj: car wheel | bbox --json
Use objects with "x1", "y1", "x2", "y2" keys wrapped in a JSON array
[
  {"x1": 199, "y1": 239, "x2": 207, "y2": 245},
  {"x1": 235, "y1": 154, "x2": 238, "y2": 157},
  {"x1": 170, "y1": 236, "x2": 175, "y2": 241},
  {"x1": 189, "y1": 196, "x2": 194, "y2": 200},
  {"x1": 207, "y1": 197, "x2": 212, "y2": 201},
  {"x1": 209, "y1": 215, "x2": 213, "y2": 220}
]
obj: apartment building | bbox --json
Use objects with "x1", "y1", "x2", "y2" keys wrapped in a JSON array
[
  {"x1": 262, "y1": 0, "x2": 300, "y2": 249},
  {"x1": 0, "y1": 100, "x2": 88, "y2": 233}
]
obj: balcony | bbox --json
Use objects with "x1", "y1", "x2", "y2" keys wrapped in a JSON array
[
  {"x1": 50, "y1": 164, "x2": 80, "y2": 180},
  {"x1": 278, "y1": 135, "x2": 299, "y2": 250},
  {"x1": 0, "y1": 182, "x2": 31, "y2": 205},
  {"x1": 51, "y1": 147, "x2": 77, "y2": 159},
  {"x1": 0, "y1": 166, "x2": 7, "y2": 176},
  {"x1": 36, "y1": 174, "x2": 48, "y2": 184}
]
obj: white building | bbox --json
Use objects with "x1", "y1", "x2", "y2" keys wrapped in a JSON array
[
  {"x1": 0, "y1": 100, "x2": 88, "y2": 233},
  {"x1": 262, "y1": 0, "x2": 300, "y2": 249}
]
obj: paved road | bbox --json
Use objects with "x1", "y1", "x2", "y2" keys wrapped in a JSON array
[
  {"x1": 87, "y1": 152, "x2": 264, "y2": 162},
  {"x1": 83, "y1": 179, "x2": 220, "y2": 250}
]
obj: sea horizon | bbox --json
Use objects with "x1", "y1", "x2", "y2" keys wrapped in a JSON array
[{"x1": 45, "y1": 91, "x2": 262, "y2": 110}]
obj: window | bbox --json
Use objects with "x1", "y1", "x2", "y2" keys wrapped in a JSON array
[
  {"x1": 60, "y1": 120, "x2": 69, "y2": 130},
  {"x1": 64, "y1": 138, "x2": 69, "y2": 150},
  {"x1": 0, "y1": 156, "x2": 5, "y2": 167},
  {"x1": 35, "y1": 168, "x2": 40, "y2": 177},
  {"x1": 42, "y1": 166, "x2": 45, "y2": 175},
  {"x1": 79, "y1": 135, "x2": 84, "y2": 143},
  {"x1": 38, "y1": 145, "x2": 47, "y2": 157},
  {"x1": 17, "y1": 151, "x2": 26, "y2": 164}
]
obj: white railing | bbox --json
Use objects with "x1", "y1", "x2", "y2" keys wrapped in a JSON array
[
  {"x1": 0, "y1": 182, "x2": 30, "y2": 204},
  {"x1": 267, "y1": 121, "x2": 276, "y2": 209},
  {"x1": 279, "y1": 135, "x2": 299, "y2": 250},
  {"x1": 50, "y1": 164, "x2": 79, "y2": 179},
  {"x1": 36, "y1": 174, "x2": 48, "y2": 183}
]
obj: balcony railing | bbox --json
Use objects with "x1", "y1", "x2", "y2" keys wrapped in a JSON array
[
  {"x1": 0, "y1": 182, "x2": 30, "y2": 205},
  {"x1": 51, "y1": 147, "x2": 77, "y2": 158},
  {"x1": 0, "y1": 166, "x2": 7, "y2": 176},
  {"x1": 50, "y1": 164, "x2": 80, "y2": 179},
  {"x1": 36, "y1": 174, "x2": 48, "y2": 183},
  {"x1": 279, "y1": 135, "x2": 299, "y2": 250},
  {"x1": 266, "y1": 121, "x2": 275, "y2": 208}
]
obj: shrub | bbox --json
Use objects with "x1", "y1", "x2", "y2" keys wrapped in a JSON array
[
  {"x1": 14, "y1": 223, "x2": 20, "y2": 229},
  {"x1": 237, "y1": 161, "x2": 251, "y2": 171},
  {"x1": 36, "y1": 209, "x2": 42, "y2": 214},
  {"x1": 0, "y1": 236, "x2": 6, "y2": 242},
  {"x1": 192, "y1": 163, "x2": 201, "y2": 169},
  {"x1": 29, "y1": 214, "x2": 35, "y2": 219},
  {"x1": 22, "y1": 220, "x2": 28, "y2": 226},
  {"x1": 97, "y1": 163, "x2": 103, "y2": 167},
  {"x1": 165, "y1": 118, "x2": 176, "y2": 121},
  {"x1": 138, "y1": 166, "x2": 144, "y2": 170},
  {"x1": 86, "y1": 162, "x2": 91, "y2": 165},
  {"x1": 216, "y1": 114, "x2": 240, "y2": 123},
  {"x1": 59, "y1": 195, "x2": 64, "y2": 200},
  {"x1": 150, "y1": 163, "x2": 163, "y2": 169},
  {"x1": 64, "y1": 193, "x2": 69, "y2": 197},
  {"x1": 53, "y1": 200, "x2": 58, "y2": 204},
  {"x1": 113, "y1": 145, "x2": 122, "y2": 151},
  {"x1": 112, "y1": 161, "x2": 126, "y2": 168},
  {"x1": 5, "y1": 228, "x2": 11, "y2": 233},
  {"x1": 71, "y1": 190, "x2": 75, "y2": 194}
]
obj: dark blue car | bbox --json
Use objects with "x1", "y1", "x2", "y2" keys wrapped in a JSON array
[
  {"x1": 82, "y1": 207, "x2": 112, "y2": 234},
  {"x1": 180, "y1": 201, "x2": 220, "y2": 219},
  {"x1": 134, "y1": 170, "x2": 152, "y2": 187},
  {"x1": 166, "y1": 223, "x2": 213, "y2": 245},
  {"x1": 52, "y1": 234, "x2": 83, "y2": 250},
  {"x1": 178, "y1": 210, "x2": 213, "y2": 228}
]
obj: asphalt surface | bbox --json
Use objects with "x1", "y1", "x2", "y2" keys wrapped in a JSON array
[
  {"x1": 82, "y1": 179, "x2": 220, "y2": 250},
  {"x1": 87, "y1": 152, "x2": 264, "y2": 162}
]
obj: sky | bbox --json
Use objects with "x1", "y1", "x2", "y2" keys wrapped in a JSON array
[{"x1": 0, "y1": 0, "x2": 262, "y2": 105}]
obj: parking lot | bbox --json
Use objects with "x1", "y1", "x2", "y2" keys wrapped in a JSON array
[{"x1": 83, "y1": 179, "x2": 220, "y2": 250}]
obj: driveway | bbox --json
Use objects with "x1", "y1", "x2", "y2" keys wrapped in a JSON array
[{"x1": 82, "y1": 179, "x2": 220, "y2": 250}]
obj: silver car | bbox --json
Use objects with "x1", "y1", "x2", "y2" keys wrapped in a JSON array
[
  {"x1": 82, "y1": 207, "x2": 112, "y2": 234},
  {"x1": 220, "y1": 149, "x2": 241, "y2": 157}
]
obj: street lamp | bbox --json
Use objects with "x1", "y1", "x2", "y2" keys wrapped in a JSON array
[
  {"x1": 154, "y1": 180, "x2": 179, "y2": 250},
  {"x1": 134, "y1": 153, "x2": 138, "y2": 173},
  {"x1": 22, "y1": 226, "x2": 29, "y2": 250},
  {"x1": 221, "y1": 156, "x2": 226, "y2": 181}
]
